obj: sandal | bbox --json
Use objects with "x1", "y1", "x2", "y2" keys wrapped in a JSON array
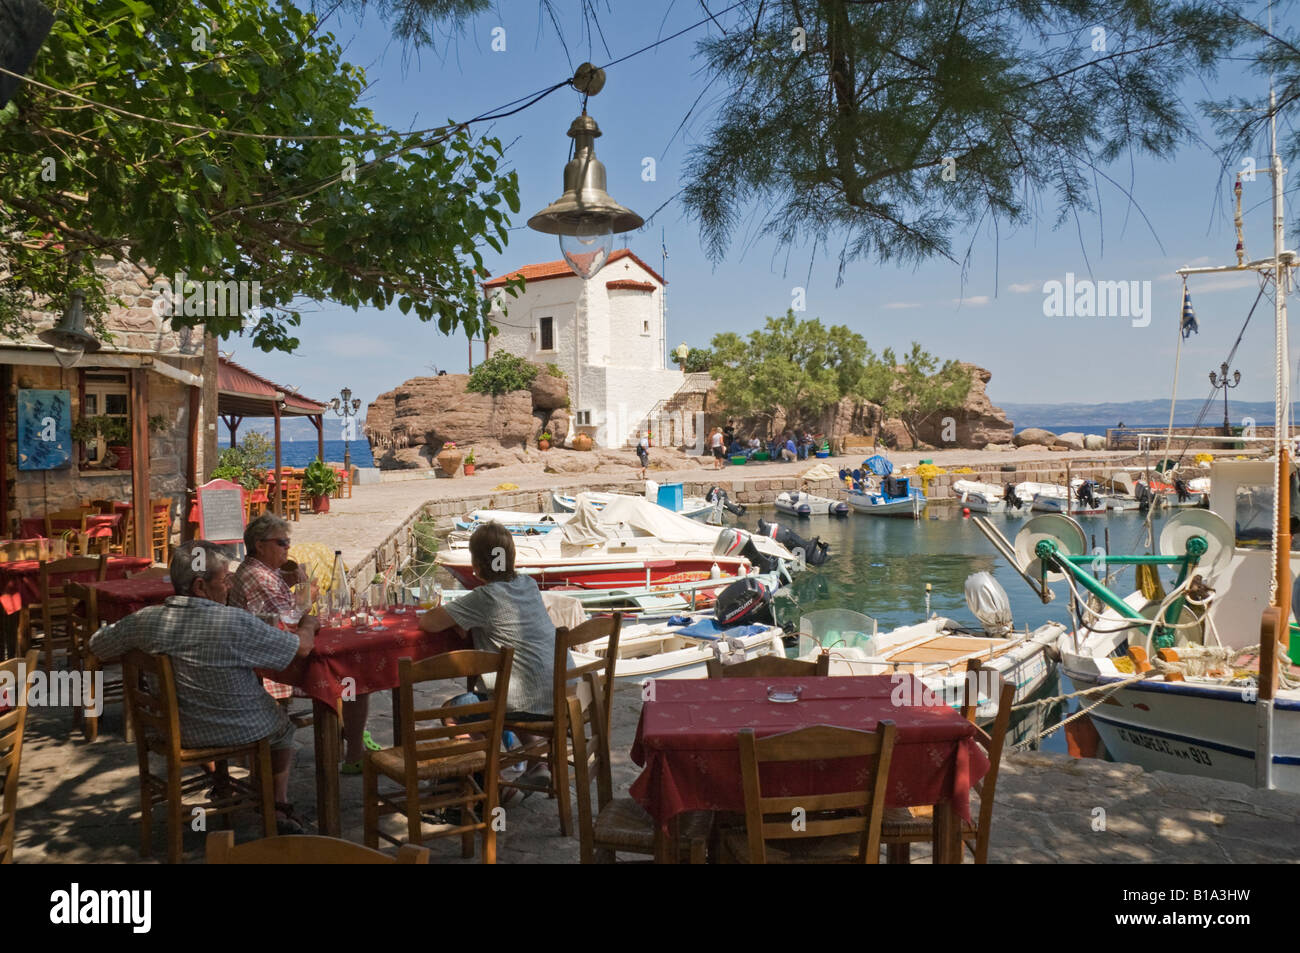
[
  {"x1": 340, "y1": 759, "x2": 363, "y2": 776},
  {"x1": 275, "y1": 802, "x2": 305, "y2": 835},
  {"x1": 362, "y1": 730, "x2": 382, "y2": 752}
]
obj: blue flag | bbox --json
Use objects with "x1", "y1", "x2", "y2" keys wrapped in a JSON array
[{"x1": 1181, "y1": 286, "x2": 1199, "y2": 339}]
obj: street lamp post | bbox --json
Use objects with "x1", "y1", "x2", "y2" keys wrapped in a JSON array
[
  {"x1": 1208, "y1": 362, "x2": 1242, "y2": 437},
  {"x1": 329, "y1": 387, "x2": 363, "y2": 472}
]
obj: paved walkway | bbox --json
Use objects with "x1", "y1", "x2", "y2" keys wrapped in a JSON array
[
  {"x1": 13, "y1": 681, "x2": 1298, "y2": 863},
  {"x1": 293, "y1": 447, "x2": 1142, "y2": 569}
]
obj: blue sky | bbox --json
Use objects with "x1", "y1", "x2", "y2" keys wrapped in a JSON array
[{"x1": 229, "y1": 1, "x2": 1299, "y2": 423}]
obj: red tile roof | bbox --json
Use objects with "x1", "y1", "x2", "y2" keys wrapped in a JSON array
[
  {"x1": 482, "y1": 248, "x2": 666, "y2": 289},
  {"x1": 217, "y1": 357, "x2": 328, "y2": 417}
]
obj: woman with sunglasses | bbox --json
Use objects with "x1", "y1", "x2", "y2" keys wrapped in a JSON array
[{"x1": 230, "y1": 514, "x2": 378, "y2": 776}]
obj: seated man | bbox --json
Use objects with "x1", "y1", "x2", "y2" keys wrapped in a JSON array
[
  {"x1": 419, "y1": 521, "x2": 559, "y2": 785},
  {"x1": 230, "y1": 513, "x2": 376, "y2": 775},
  {"x1": 88, "y1": 540, "x2": 314, "y2": 833},
  {"x1": 781, "y1": 433, "x2": 798, "y2": 462}
]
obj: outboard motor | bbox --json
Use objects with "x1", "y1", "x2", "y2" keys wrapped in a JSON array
[
  {"x1": 1003, "y1": 482, "x2": 1026, "y2": 510},
  {"x1": 1134, "y1": 479, "x2": 1152, "y2": 513},
  {"x1": 705, "y1": 485, "x2": 746, "y2": 516},
  {"x1": 756, "y1": 519, "x2": 832, "y2": 566},
  {"x1": 964, "y1": 571, "x2": 1013, "y2": 637},
  {"x1": 715, "y1": 527, "x2": 782, "y2": 574},
  {"x1": 1075, "y1": 480, "x2": 1100, "y2": 509},
  {"x1": 715, "y1": 576, "x2": 774, "y2": 626},
  {"x1": 1173, "y1": 477, "x2": 1190, "y2": 503}
]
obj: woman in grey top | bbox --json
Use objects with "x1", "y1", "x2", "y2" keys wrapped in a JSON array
[{"x1": 418, "y1": 522, "x2": 557, "y2": 719}]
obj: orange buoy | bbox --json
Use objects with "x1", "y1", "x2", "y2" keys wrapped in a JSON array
[
  {"x1": 1065, "y1": 714, "x2": 1104, "y2": 759},
  {"x1": 962, "y1": 507, "x2": 970, "y2": 517}
]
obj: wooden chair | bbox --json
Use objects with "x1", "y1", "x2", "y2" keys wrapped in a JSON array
[
  {"x1": 281, "y1": 480, "x2": 302, "y2": 522},
  {"x1": 206, "y1": 831, "x2": 429, "y2": 864},
  {"x1": 0, "y1": 650, "x2": 38, "y2": 864},
  {"x1": 363, "y1": 648, "x2": 514, "y2": 863},
  {"x1": 566, "y1": 673, "x2": 711, "y2": 863},
  {"x1": 881, "y1": 660, "x2": 1015, "y2": 864},
  {"x1": 122, "y1": 650, "x2": 276, "y2": 863},
  {"x1": 719, "y1": 721, "x2": 897, "y2": 864},
  {"x1": 65, "y1": 581, "x2": 131, "y2": 743},
  {"x1": 706, "y1": 651, "x2": 830, "y2": 679},
  {"x1": 29, "y1": 555, "x2": 107, "y2": 671},
  {"x1": 499, "y1": 613, "x2": 623, "y2": 836},
  {"x1": 150, "y1": 498, "x2": 172, "y2": 565},
  {"x1": 44, "y1": 508, "x2": 95, "y2": 555}
]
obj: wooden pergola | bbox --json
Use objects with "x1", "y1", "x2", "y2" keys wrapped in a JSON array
[{"x1": 217, "y1": 357, "x2": 329, "y2": 514}]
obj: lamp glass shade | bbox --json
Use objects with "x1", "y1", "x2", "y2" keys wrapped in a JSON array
[
  {"x1": 340, "y1": 387, "x2": 352, "y2": 405},
  {"x1": 38, "y1": 290, "x2": 100, "y2": 356},
  {"x1": 559, "y1": 231, "x2": 613, "y2": 280}
]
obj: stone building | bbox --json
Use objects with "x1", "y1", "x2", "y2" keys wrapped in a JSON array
[
  {"x1": 483, "y1": 248, "x2": 685, "y2": 448},
  {"x1": 0, "y1": 258, "x2": 219, "y2": 550}
]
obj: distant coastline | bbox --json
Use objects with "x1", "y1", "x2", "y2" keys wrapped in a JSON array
[{"x1": 1003, "y1": 399, "x2": 1300, "y2": 436}]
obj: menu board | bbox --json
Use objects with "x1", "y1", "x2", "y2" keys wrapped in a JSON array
[{"x1": 196, "y1": 478, "x2": 246, "y2": 545}]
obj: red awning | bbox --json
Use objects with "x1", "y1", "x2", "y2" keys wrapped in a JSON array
[{"x1": 217, "y1": 357, "x2": 327, "y2": 418}]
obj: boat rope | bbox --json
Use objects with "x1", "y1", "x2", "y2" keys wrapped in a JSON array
[{"x1": 1007, "y1": 670, "x2": 1160, "y2": 751}]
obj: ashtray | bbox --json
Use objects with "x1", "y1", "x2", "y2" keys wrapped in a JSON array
[{"x1": 766, "y1": 685, "x2": 804, "y2": 703}]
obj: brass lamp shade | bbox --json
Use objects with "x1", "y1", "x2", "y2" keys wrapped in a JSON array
[
  {"x1": 528, "y1": 115, "x2": 644, "y2": 237},
  {"x1": 39, "y1": 290, "x2": 101, "y2": 353}
]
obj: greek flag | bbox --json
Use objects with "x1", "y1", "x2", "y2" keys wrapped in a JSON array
[{"x1": 1181, "y1": 286, "x2": 1199, "y2": 339}]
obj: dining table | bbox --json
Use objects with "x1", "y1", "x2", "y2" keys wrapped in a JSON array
[
  {"x1": 629, "y1": 673, "x2": 990, "y2": 863},
  {"x1": 273, "y1": 609, "x2": 469, "y2": 837},
  {"x1": 19, "y1": 513, "x2": 122, "y2": 541},
  {"x1": 84, "y1": 575, "x2": 176, "y2": 624}
]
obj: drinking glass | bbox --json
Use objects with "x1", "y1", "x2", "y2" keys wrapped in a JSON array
[
  {"x1": 353, "y1": 596, "x2": 370, "y2": 632},
  {"x1": 419, "y1": 576, "x2": 442, "y2": 610},
  {"x1": 369, "y1": 583, "x2": 387, "y2": 630},
  {"x1": 293, "y1": 579, "x2": 312, "y2": 618}
]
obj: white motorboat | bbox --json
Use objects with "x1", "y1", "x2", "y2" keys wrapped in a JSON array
[
  {"x1": 794, "y1": 574, "x2": 1062, "y2": 723},
  {"x1": 570, "y1": 613, "x2": 788, "y2": 681},
  {"x1": 844, "y1": 475, "x2": 927, "y2": 518},
  {"x1": 1024, "y1": 480, "x2": 1107, "y2": 515},
  {"x1": 775, "y1": 490, "x2": 850, "y2": 517},
  {"x1": 953, "y1": 479, "x2": 1016, "y2": 515},
  {"x1": 439, "y1": 494, "x2": 794, "y2": 591},
  {"x1": 454, "y1": 509, "x2": 570, "y2": 533}
]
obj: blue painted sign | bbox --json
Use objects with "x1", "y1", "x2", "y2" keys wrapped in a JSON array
[{"x1": 17, "y1": 389, "x2": 72, "y2": 470}]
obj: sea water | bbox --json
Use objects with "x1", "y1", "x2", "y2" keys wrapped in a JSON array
[{"x1": 751, "y1": 506, "x2": 1179, "y2": 755}]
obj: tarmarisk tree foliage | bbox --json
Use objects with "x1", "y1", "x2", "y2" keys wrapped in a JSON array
[
  {"x1": 0, "y1": 0, "x2": 521, "y2": 352},
  {"x1": 863, "y1": 342, "x2": 973, "y2": 446}
]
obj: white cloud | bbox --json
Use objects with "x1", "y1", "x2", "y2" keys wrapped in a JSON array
[
  {"x1": 952, "y1": 295, "x2": 991, "y2": 306},
  {"x1": 882, "y1": 301, "x2": 922, "y2": 310},
  {"x1": 1008, "y1": 282, "x2": 1035, "y2": 293}
]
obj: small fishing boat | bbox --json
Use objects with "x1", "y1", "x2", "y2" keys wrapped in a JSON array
[
  {"x1": 551, "y1": 489, "x2": 715, "y2": 519},
  {"x1": 570, "y1": 613, "x2": 788, "y2": 681},
  {"x1": 953, "y1": 479, "x2": 1011, "y2": 515},
  {"x1": 775, "y1": 490, "x2": 850, "y2": 517},
  {"x1": 844, "y1": 475, "x2": 927, "y2": 518},
  {"x1": 1025, "y1": 480, "x2": 1107, "y2": 515},
  {"x1": 795, "y1": 574, "x2": 1063, "y2": 723}
]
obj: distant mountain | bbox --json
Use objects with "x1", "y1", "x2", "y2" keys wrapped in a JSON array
[{"x1": 999, "y1": 400, "x2": 1300, "y2": 432}]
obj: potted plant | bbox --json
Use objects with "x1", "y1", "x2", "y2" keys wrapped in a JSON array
[
  {"x1": 302, "y1": 460, "x2": 340, "y2": 513},
  {"x1": 463, "y1": 449, "x2": 476, "y2": 476},
  {"x1": 435, "y1": 440, "x2": 463, "y2": 477},
  {"x1": 538, "y1": 431, "x2": 552, "y2": 451},
  {"x1": 572, "y1": 431, "x2": 593, "y2": 452}
]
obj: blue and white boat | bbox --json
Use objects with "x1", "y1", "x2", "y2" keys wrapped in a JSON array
[
  {"x1": 455, "y1": 509, "x2": 568, "y2": 534},
  {"x1": 844, "y1": 475, "x2": 927, "y2": 518}
]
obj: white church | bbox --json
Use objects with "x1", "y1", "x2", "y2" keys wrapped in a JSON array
[{"x1": 483, "y1": 248, "x2": 687, "y2": 448}]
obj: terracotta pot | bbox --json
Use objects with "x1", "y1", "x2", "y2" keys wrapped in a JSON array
[
  {"x1": 311, "y1": 494, "x2": 330, "y2": 514},
  {"x1": 436, "y1": 449, "x2": 463, "y2": 476},
  {"x1": 463, "y1": 464, "x2": 476, "y2": 476},
  {"x1": 537, "y1": 440, "x2": 551, "y2": 451},
  {"x1": 572, "y1": 433, "x2": 593, "y2": 452},
  {"x1": 109, "y1": 444, "x2": 131, "y2": 469}
]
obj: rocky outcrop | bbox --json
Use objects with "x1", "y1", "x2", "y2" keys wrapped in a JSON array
[
  {"x1": 912, "y1": 364, "x2": 1014, "y2": 449},
  {"x1": 1015, "y1": 427, "x2": 1057, "y2": 447},
  {"x1": 548, "y1": 408, "x2": 570, "y2": 443},
  {"x1": 530, "y1": 372, "x2": 569, "y2": 411},
  {"x1": 1054, "y1": 432, "x2": 1086, "y2": 450}
]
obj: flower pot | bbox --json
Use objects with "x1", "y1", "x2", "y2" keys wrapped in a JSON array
[
  {"x1": 311, "y1": 494, "x2": 331, "y2": 514},
  {"x1": 436, "y1": 448, "x2": 463, "y2": 476},
  {"x1": 537, "y1": 440, "x2": 551, "y2": 451},
  {"x1": 463, "y1": 463, "x2": 476, "y2": 476},
  {"x1": 109, "y1": 444, "x2": 131, "y2": 470},
  {"x1": 572, "y1": 433, "x2": 593, "y2": 452}
]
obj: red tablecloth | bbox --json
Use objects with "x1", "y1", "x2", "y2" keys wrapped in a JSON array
[
  {"x1": 86, "y1": 575, "x2": 175, "y2": 623},
  {"x1": 630, "y1": 675, "x2": 989, "y2": 827},
  {"x1": 19, "y1": 513, "x2": 121, "y2": 540},
  {"x1": 278, "y1": 611, "x2": 469, "y2": 708},
  {"x1": 0, "y1": 556, "x2": 154, "y2": 615}
]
